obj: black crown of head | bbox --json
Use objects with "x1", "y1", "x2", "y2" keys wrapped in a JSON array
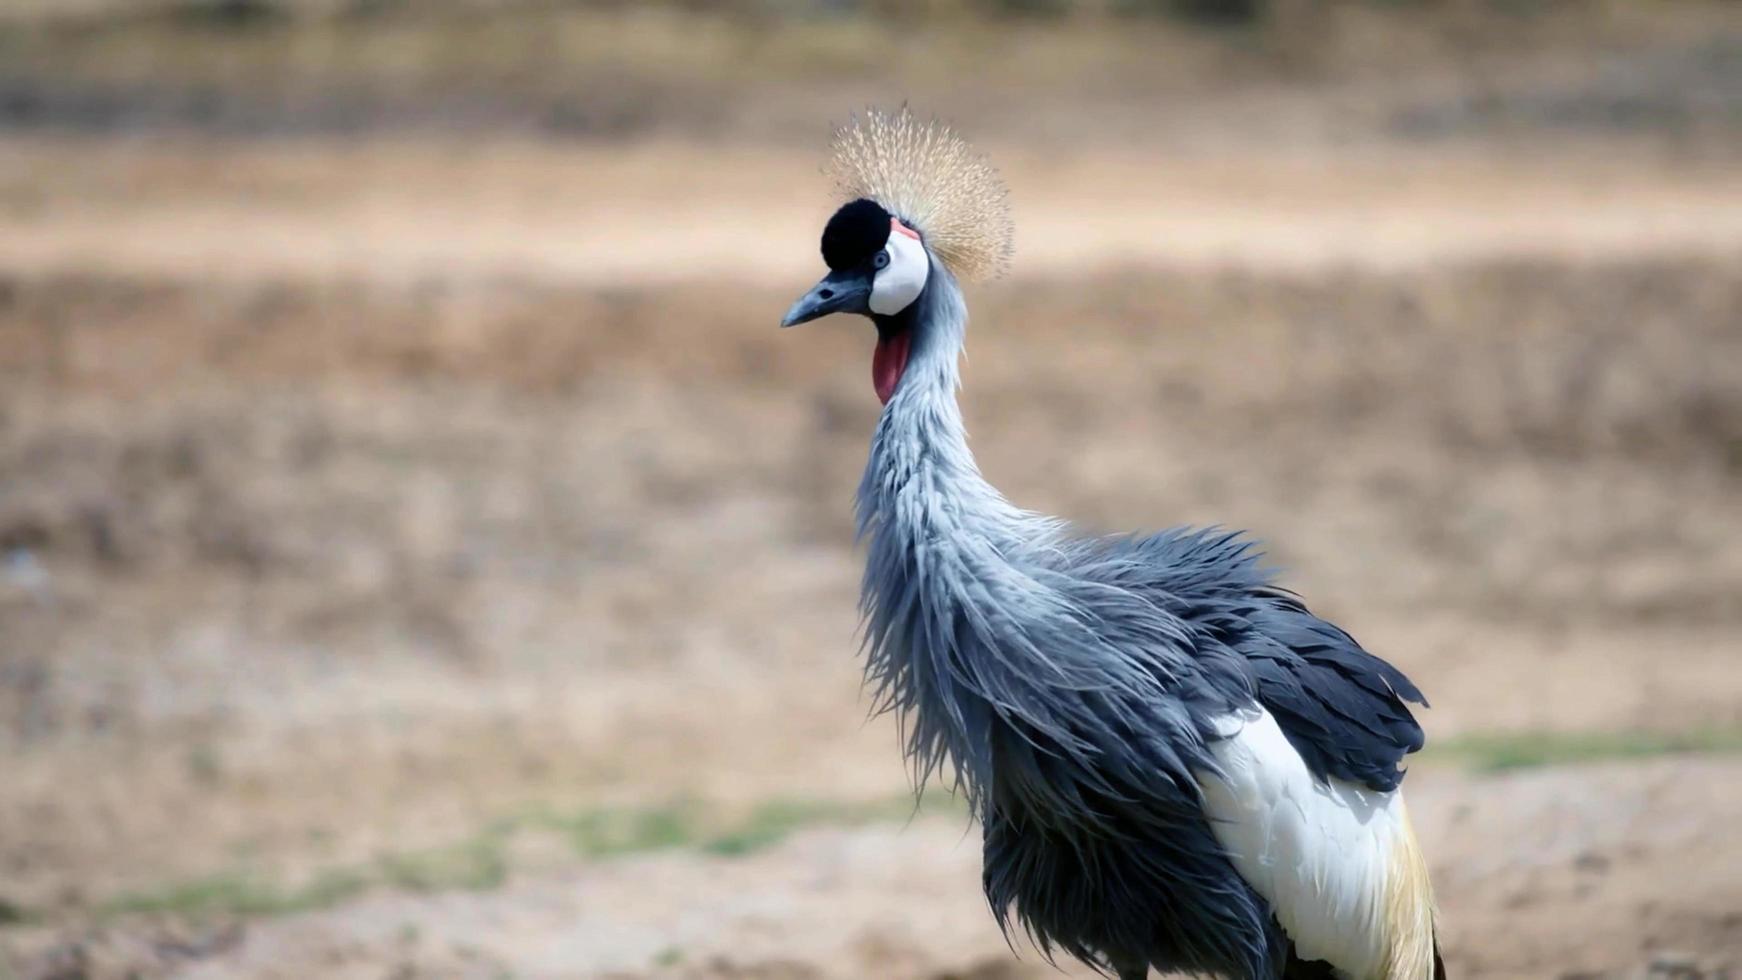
[{"x1": 821, "y1": 198, "x2": 892, "y2": 272}]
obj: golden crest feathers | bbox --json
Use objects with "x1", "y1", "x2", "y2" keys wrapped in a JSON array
[{"x1": 824, "y1": 107, "x2": 1014, "y2": 282}]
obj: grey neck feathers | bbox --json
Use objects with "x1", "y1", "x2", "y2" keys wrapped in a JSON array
[
  {"x1": 857, "y1": 262, "x2": 1024, "y2": 546},
  {"x1": 854, "y1": 260, "x2": 1090, "y2": 812}
]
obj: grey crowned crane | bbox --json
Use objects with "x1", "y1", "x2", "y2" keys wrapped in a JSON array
[{"x1": 780, "y1": 109, "x2": 1444, "y2": 980}]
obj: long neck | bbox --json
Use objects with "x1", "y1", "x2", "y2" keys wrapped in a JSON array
[
  {"x1": 857, "y1": 265, "x2": 1020, "y2": 546},
  {"x1": 854, "y1": 265, "x2": 1055, "y2": 804},
  {"x1": 852, "y1": 269, "x2": 1218, "y2": 828}
]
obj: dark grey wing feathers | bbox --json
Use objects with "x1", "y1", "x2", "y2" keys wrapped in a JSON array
[
  {"x1": 1087, "y1": 528, "x2": 1430, "y2": 794},
  {"x1": 1240, "y1": 588, "x2": 1427, "y2": 792}
]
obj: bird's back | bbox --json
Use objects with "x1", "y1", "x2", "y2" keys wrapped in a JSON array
[
  {"x1": 979, "y1": 527, "x2": 1440, "y2": 979},
  {"x1": 1060, "y1": 527, "x2": 1428, "y2": 793}
]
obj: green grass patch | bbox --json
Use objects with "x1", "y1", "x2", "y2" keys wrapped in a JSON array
[
  {"x1": 377, "y1": 835, "x2": 509, "y2": 893},
  {"x1": 501, "y1": 793, "x2": 963, "y2": 862},
  {"x1": 499, "y1": 801, "x2": 698, "y2": 859},
  {"x1": 95, "y1": 726, "x2": 1741, "y2": 924},
  {"x1": 1425, "y1": 726, "x2": 1742, "y2": 773},
  {"x1": 90, "y1": 792, "x2": 963, "y2": 923},
  {"x1": 562, "y1": 804, "x2": 697, "y2": 858},
  {"x1": 702, "y1": 796, "x2": 935, "y2": 856},
  {"x1": 99, "y1": 867, "x2": 369, "y2": 919}
]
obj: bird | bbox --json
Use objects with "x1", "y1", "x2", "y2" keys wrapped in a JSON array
[{"x1": 780, "y1": 108, "x2": 1444, "y2": 980}]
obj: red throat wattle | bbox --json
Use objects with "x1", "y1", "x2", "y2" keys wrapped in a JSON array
[{"x1": 872, "y1": 330, "x2": 911, "y2": 405}]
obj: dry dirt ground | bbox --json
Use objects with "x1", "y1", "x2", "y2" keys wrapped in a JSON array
[{"x1": 2, "y1": 9, "x2": 1742, "y2": 980}]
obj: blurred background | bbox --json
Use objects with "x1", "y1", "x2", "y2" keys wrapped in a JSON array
[{"x1": 1, "y1": 1, "x2": 1740, "y2": 977}]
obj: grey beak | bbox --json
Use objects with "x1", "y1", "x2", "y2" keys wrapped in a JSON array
[{"x1": 781, "y1": 268, "x2": 873, "y2": 327}]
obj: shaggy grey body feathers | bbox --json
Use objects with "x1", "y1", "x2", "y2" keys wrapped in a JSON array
[{"x1": 855, "y1": 261, "x2": 1428, "y2": 979}]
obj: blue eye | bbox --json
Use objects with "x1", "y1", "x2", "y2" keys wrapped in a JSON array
[{"x1": 874, "y1": 250, "x2": 890, "y2": 270}]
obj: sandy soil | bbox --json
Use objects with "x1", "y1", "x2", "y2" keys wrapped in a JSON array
[
  {"x1": 2, "y1": 13, "x2": 1741, "y2": 979},
  {"x1": 2, "y1": 139, "x2": 1740, "y2": 288},
  {"x1": 2, "y1": 248, "x2": 1738, "y2": 977},
  {"x1": 11, "y1": 760, "x2": 1742, "y2": 980}
]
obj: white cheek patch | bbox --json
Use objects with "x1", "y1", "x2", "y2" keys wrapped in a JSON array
[{"x1": 870, "y1": 220, "x2": 930, "y2": 315}]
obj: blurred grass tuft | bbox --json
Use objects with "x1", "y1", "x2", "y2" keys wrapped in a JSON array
[
  {"x1": 99, "y1": 869, "x2": 370, "y2": 919},
  {"x1": 84, "y1": 794, "x2": 966, "y2": 923},
  {"x1": 77, "y1": 724, "x2": 1742, "y2": 925},
  {"x1": 378, "y1": 837, "x2": 510, "y2": 893},
  {"x1": 1427, "y1": 727, "x2": 1742, "y2": 773}
]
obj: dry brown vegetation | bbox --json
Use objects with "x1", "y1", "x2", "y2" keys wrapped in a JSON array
[{"x1": 1, "y1": 4, "x2": 1741, "y2": 979}]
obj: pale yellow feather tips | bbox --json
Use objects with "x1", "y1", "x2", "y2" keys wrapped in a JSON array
[
  {"x1": 1382, "y1": 801, "x2": 1440, "y2": 980},
  {"x1": 824, "y1": 107, "x2": 1014, "y2": 283}
]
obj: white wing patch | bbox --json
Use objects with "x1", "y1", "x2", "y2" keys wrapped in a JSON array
[{"x1": 1200, "y1": 708, "x2": 1436, "y2": 980}]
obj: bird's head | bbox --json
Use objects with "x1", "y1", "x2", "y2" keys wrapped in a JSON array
[
  {"x1": 781, "y1": 108, "x2": 1013, "y2": 406},
  {"x1": 781, "y1": 197, "x2": 932, "y2": 404}
]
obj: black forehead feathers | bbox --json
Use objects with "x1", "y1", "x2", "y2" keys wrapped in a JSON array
[{"x1": 821, "y1": 198, "x2": 892, "y2": 271}]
